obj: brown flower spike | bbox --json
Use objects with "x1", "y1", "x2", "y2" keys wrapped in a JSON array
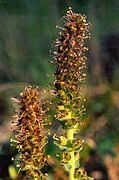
[
  {"x1": 54, "y1": 7, "x2": 90, "y2": 128},
  {"x1": 52, "y1": 8, "x2": 91, "y2": 180},
  {"x1": 11, "y1": 86, "x2": 47, "y2": 179}
]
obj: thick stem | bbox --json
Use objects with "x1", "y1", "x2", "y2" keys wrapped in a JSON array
[{"x1": 67, "y1": 129, "x2": 75, "y2": 180}]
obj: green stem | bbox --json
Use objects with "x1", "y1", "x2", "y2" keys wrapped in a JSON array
[{"x1": 67, "y1": 129, "x2": 75, "y2": 180}]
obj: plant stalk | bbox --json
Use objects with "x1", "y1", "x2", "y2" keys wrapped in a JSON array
[{"x1": 67, "y1": 128, "x2": 75, "y2": 180}]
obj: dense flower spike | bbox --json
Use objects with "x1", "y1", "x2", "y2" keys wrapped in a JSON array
[
  {"x1": 54, "y1": 7, "x2": 90, "y2": 128},
  {"x1": 53, "y1": 8, "x2": 91, "y2": 180},
  {"x1": 11, "y1": 86, "x2": 47, "y2": 179}
]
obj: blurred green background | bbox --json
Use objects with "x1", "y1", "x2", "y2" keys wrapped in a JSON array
[{"x1": 0, "y1": 0, "x2": 119, "y2": 179}]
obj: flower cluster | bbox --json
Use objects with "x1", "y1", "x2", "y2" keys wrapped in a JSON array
[
  {"x1": 11, "y1": 86, "x2": 47, "y2": 179},
  {"x1": 11, "y1": 7, "x2": 91, "y2": 180},
  {"x1": 54, "y1": 7, "x2": 90, "y2": 128},
  {"x1": 52, "y1": 8, "x2": 91, "y2": 179}
]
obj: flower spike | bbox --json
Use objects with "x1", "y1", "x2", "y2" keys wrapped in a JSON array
[
  {"x1": 52, "y1": 8, "x2": 91, "y2": 180},
  {"x1": 11, "y1": 86, "x2": 47, "y2": 179}
]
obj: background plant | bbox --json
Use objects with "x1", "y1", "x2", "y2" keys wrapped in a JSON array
[{"x1": 11, "y1": 86, "x2": 47, "y2": 179}]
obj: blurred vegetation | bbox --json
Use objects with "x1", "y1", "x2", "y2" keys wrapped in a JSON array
[{"x1": 0, "y1": 0, "x2": 119, "y2": 179}]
